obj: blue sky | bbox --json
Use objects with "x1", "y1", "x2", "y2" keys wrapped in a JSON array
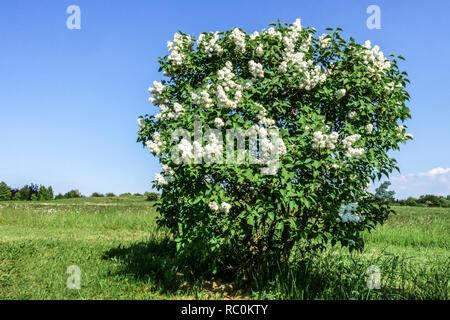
[{"x1": 0, "y1": 0, "x2": 449, "y2": 199}]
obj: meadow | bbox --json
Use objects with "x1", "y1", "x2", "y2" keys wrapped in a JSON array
[{"x1": 0, "y1": 196, "x2": 448, "y2": 300}]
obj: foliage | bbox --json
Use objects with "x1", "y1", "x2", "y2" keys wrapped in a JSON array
[
  {"x1": 396, "y1": 194, "x2": 450, "y2": 208},
  {"x1": 119, "y1": 193, "x2": 132, "y2": 197},
  {"x1": 0, "y1": 181, "x2": 12, "y2": 201},
  {"x1": 145, "y1": 192, "x2": 160, "y2": 201},
  {"x1": 37, "y1": 185, "x2": 54, "y2": 201},
  {"x1": 137, "y1": 19, "x2": 412, "y2": 272},
  {"x1": 91, "y1": 192, "x2": 105, "y2": 197},
  {"x1": 18, "y1": 185, "x2": 31, "y2": 201}
]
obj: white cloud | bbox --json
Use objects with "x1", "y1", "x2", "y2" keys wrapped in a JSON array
[{"x1": 388, "y1": 167, "x2": 450, "y2": 199}]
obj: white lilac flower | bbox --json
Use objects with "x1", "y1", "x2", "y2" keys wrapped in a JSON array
[
  {"x1": 174, "y1": 138, "x2": 194, "y2": 162},
  {"x1": 214, "y1": 117, "x2": 225, "y2": 128},
  {"x1": 203, "y1": 132, "x2": 223, "y2": 163},
  {"x1": 396, "y1": 125, "x2": 413, "y2": 140},
  {"x1": 148, "y1": 80, "x2": 168, "y2": 105},
  {"x1": 335, "y1": 88, "x2": 346, "y2": 100},
  {"x1": 248, "y1": 60, "x2": 264, "y2": 78},
  {"x1": 154, "y1": 173, "x2": 168, "y2": 186},
  {"x1": 162, "y1": 164, "x2": 175, "y2": 177},
  {"x1": 229, "y1": 28, "x2": 246, "y2": 53},
  {"x1": 346, "y1": 147, "x2": 365, "y2": 158},
  {"x1": 255, "y1": 44, "x2": 264, "y2": 57},
  {"x1": 256, "y1": 104, "x2": 275, "y2": 127},
  {"x1": 209, "y1": 201, "x2": 219, "y2": 211},
  {"x1": 342, "y1": 134, "x2": 361, "y2": 148},
  {"x1": 263, "y1": 27, "x2": 282, "y2": 39},
  {"x1": 209, "y1": 201, "x2": 231, "y2": 214},
  {"x1": 278, "y1": 19, "x2": 326, "y2": 90},
  {"x1": 348, "y1": 111, "x2": 357, "y2": 119},
  {"x1": 167, "y1": 33, "x2": 189, "y2": 66},
  {"x1": 342, "y1": 134, "x2": 365, "y2": 159},
  {"x1": 365, "y1": 123, "x2": 374, "y2": 134},
  {"x1": 312, "y1": 130, "x2": 339, "y2": 150},
  {"x1": 249, "y1": 31, "x2": 259, "y2": 40},
  {"x1": 146, "y1": 132, "x2": 164, "y2": 156},
  {"x1": 191, "y1": 85, "x2": 213, "y2": 109},
  {"x1": 154, "y1": 164, "x2": 175, "y2": 186},
  {"x1": 215, "y1": 62, "x2": 242, "y2": 109},
  {"x1": 197, "y1": 31, "x2": 223, "y2": 57},
  {"x1": 137, "y1": 118, "x2": 144, "y2": 127},
  {"x1": 359, "y1": 40, "x2": 391, "y2": 78},
  {"x1": 318, "y1": 34, "x2": 331, "y2": 48},
  {"x1": 220, "y1": 202, "x2": 231, "y2": 214}
]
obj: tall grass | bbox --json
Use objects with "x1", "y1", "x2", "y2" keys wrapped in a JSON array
[{"x1": 0, "y1": 200, "x2": 448, "y2": 299}]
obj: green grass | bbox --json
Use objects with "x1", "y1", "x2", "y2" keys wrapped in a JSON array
[{"x1": 0, "y1": 199, "x2": 448, "y2": 299}]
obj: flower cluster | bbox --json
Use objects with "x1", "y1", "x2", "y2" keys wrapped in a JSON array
[
  {"x1": 337, "y1": 202, "x2": 365, "y2": 223},
  {"x1": 159, "y1": 102, "x2": 185, "y2": 120},
  {"x1": 254, "y1": 127, "x2": 287, "y2": 175},
  {"x1": 262, "y1": 27, "x2": 282, "y2": 39},
  {"x1": 248, "y1": 60, "x2": 264, "y2": 78},
  {"x1": 312, "y1": 131, "x2": 339, "y2": 150},
  {"x1": 299, "y1": 65, "x2": 327, "y2": 91},
  {"x1": 318, "y1": 33, "x2": 331, "y2": 48},
  {"x1": 279, "y1": 19, "x2": 311, "y2": 74},
  {"x1": 203, "y1": 132, "x2": 223, "y2": 163},
  {"x1": 360, "y1": 40, "x2": 391, "y2": 79},
  {"x1": 229, "y1": 28, "x2": 246, "y2": 53},
  {"x1": 396, "y1": 125, "x2": 413, "y2": 140},
  {"x1": 256, "y1": 104, "x2": 276, "y2": 127},
  {"x1": 385, "y1": 81, "x2": 403, "y2": 92},
  {"x1": 197, "y1": 32, "x2": 223, "y2": 57},
  {"x1": 167, "y1": 33, "x2": 190, "y2": 66},
  {"x1": 342, "y1": 134, "x2": 365, "y2": 158},
  {"x1": 335, "y1": 88, "x2": 346, "y2": 100},
  {"x1": 216, "y1": 61, "x2": 242, "y2": 109},
  {"x1": 209, "y1": 201, "x2": 231, "y2": 214},
  {"x1": 348, "y1": 111, "x2": 357, "y2": 119},
  {"x1": 148, "y1": 81, "x2": 167, "y2": 105},
  {"x1": 214, "y1": 117, "x2": 225, "y2": 128},
  {"x1": 173, "y1": 137, "x2": 194, "y2": 163},
  {"x1": 154, "y1": 164, "x2": 175, "y2": 186},
  {"x1": 191, "y1": 84, "x2": 213, "y2": 109},
  {"x1": 146, "y1": 132, "x2": 163, "y2": 156},
  {"x1": 255, "y1": 44, "x2": 264, "y2": 57},
  {"x1": 365, "y1": 123, "x2": 374, "y2": 134}
]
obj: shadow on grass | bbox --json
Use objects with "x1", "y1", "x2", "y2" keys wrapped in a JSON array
[
  {"x1": 103, "y1": 238, "x2": 187, "y2": 293},
  {"x1": 102, "y1": 238, "x2": 243, "y2": 298},
  {"x1": 102, "y1": 240, "x2": 447, "y2": 299}
]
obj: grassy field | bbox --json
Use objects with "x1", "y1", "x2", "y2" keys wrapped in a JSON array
[{"x1": 0, "y1": 197, "x2": 448, "y2": 300}]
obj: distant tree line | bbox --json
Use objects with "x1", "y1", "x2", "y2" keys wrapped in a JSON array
[
  {"x1": 0, "y1": 181, "x2": 54, "y2": 201},
  {"x1": 0, "y1": 181, "x2": 160, "y2": 201},
  {"x1": 394, "y1": 194, "x2": 450, "y2": 208}
]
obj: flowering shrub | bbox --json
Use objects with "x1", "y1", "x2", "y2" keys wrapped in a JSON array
[{"x1": 137, "y1": 19, "x2": 412, "y2": 271}]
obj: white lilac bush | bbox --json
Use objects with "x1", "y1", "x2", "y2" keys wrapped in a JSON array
[{"x1": 137, "y1": 19, "x2": 412, "y2": 269}]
